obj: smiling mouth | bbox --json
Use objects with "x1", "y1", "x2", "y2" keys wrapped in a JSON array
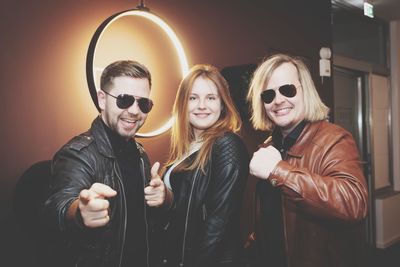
[
  {"x1": 120, "y1": 118, "x2": 138, "y2": 127},
  {"x1": 274, "y1": 107, "x2": 292, "y2": 115},
  {"x1": 194, "y1": 113, "x2": 210, "y2": 118}
]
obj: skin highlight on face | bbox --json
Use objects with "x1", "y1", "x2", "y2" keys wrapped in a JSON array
[{"x1": 188, "y1": 76, "x2": 222, "y2": 139}]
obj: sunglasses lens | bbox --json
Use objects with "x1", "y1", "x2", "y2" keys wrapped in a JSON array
[
  {"x1": 261, "y1": 84, "x2": 297, "y2": 104},
  {"x1": 137, "y1": 98, "x2": 153, "y2": 114},
  {"x1": 261, "y1": 90, "x2": 276, "y2": 104},
  {"x1": 116, "y1": 95, "x2": 135, "y2": 109},
  {"x1": 279, "y1": 84, "x2": 297, "y2": 98},
  {"x1": 115, "y1": 94, "x2": 153, "y2": 113}
]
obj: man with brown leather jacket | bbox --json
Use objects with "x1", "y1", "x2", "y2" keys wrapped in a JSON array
[
  {"x1": 246, "y1": 54, "x2": 368, "y2": 267},
  {"x1": 44, "y1": 60, "x2": 172, "y2": 267}
]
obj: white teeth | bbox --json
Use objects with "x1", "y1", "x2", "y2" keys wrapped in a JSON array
[
  {"x1": 274, "y1": 107, "x2": 291, "y2": 114},
  {"x1": 276, "y1": 107, "x2": 291, "y2": 111},
  {"x1": 122, "y1": 118, "x2": 137, "y2": 123}
]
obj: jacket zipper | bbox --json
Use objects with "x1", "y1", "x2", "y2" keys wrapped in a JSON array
[
  {"x1": 180, "y1": 168, "x2": 200, "y2": 266},
  {"x1": 140, "y1": 157, "x2": 150, "y2": 267},
  {"x1": 114, "y1": 161, "x2": 127, "y2": 267},
  {"x1": 281, "y1": 152, "x2": 289, "y2": 267}
]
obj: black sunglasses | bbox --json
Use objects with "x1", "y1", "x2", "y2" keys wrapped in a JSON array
[
  {"x1": 102, "y1": 90, "x2": 153, "y2": 113},
  {"x1": 260, "y1": 84, "x2": 297, "y2": 104}
]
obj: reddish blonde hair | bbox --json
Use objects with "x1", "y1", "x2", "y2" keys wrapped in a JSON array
[{"x1": 166, "y1": 64, "x2": 241, "y2": 172}]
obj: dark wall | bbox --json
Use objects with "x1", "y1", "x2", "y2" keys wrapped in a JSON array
[{"x1": 0, "y1": 0, "x2": 332, "y2": 265}]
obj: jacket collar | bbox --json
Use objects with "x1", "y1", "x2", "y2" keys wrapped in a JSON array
[
  {"x1": 286, "y1": 120, "x2": 323, "y2": 158},
  {"x1": 91, "y1": 116, "x2": 116, "y2": 158},
  {"x1": 262, "y1": 120, "x2": 324, "y2": 158},
  {"x1": 90, "y1": 115, "x2": 147, "y2": 159},
  {"x1": 271, "y1": 120, "x2": 307, "y2": 154}
]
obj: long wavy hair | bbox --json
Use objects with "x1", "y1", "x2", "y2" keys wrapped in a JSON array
[{"x1": 165, "y1": 64, "x2": 241, "y2": 172}]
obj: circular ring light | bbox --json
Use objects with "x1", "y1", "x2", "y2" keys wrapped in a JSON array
[{"x1": 86, "y1": 8, "x2": 189, "y2": 137}]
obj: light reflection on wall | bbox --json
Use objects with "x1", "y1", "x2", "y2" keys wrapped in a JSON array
[{"x1": 92, "y1": 10, "x2": 189, "y2": 137}]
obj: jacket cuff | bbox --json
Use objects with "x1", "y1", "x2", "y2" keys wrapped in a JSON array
[
  {"x1": 64, "y1": 198, "x2": 86, "y2": 231},
  {"x1": 268, "y1": 160, "x2": 289, "y2": 187}
]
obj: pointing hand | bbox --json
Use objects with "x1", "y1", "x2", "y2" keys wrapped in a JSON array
[
  {"x1": 78, "y1": 183, "x2": 117, "y2": 228},
  {"x1": 144, "y1": 162, "x2": 168, "y2": 207}
]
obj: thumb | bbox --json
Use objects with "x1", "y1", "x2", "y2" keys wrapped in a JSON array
[
  {"x1": 150, "y1": 162, "x2": 160, "y2": 180},
  {"x1": 90, "y1": 183, "x2": 117, "y2": 198}
]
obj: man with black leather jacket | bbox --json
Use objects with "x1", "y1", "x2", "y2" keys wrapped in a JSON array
[{"x1": 44, "y1": 60, "x2": 172, "y2": 267}]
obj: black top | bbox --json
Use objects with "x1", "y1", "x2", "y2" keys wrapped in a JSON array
[
  {"x1": 257, "y1": 120, "x2": 307, "y2": 267},
  {"x1": 272, "y1": 120, "x2": 307, "y2": 158},
  {"x1": 102, "y1": 120, "x2": 146, "y2": 267}
]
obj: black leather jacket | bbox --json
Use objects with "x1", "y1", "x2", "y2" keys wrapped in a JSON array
[
  {"x1": 44, "y1": 116, "x2": 152, "y2": 267},
  {"x1": 158, "y1": 132, "x2": 249, "y2": 267}
]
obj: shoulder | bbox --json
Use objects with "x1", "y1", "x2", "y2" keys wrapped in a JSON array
[
  {"x1": 309, "y1": 120, "x2": 354, "y2": 147},
  {"x1": 214, "y1": 132, "x2": 246, "y2": 149},
  {"x1": 62, "y1": 131, "x2": 95, "y2": 152},
  {"x1": 315, "y1": 120, "x2": 351, "y2": 138},
  {"x1": 212, "y1": 132, "x2": 249, "y2": 162},
  {"x1": 52, "y1": 132, "x2": 97, "y2": 175},
  {"x1": 54, "y1": 131, "x2": 96, "y2": 162}
]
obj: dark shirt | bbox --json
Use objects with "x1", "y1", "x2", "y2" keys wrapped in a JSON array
[
  {"x1": 163, "y1": 168, "x2": 191, "y2": 267},
  {"x1": 257, "y1": 121, "x2": 307, "y2": 267},
  {"x1": 102, "y1": 120, "x2": 146, "y2": 267},
  {"x1": 272, "y1": 120, "x2": 307, "y2": 158}
]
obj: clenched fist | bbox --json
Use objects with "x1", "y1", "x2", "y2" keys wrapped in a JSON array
[{"x1": 249, "y1": 145, "x2": 282, "y2": 180}]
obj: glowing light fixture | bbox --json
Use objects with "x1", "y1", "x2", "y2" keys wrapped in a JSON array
[
  {"x1": 86, "y1": 2, "x2": 189, "y2": 137},
  {"x1": 363, "y1": 1, "x2": 374, "y2": 18}
]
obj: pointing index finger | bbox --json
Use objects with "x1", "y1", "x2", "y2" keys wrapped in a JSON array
[{"x1": 90, "y1": 183, "x2": 117, "y2": 198}]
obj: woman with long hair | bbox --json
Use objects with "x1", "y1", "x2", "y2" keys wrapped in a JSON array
[{"x1": 156, "y1": 64, "x2": 249, "y2": 267}]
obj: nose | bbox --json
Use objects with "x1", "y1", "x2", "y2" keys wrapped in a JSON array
[
  {"x1": 127, "y1": 100, "x2": 140, "y2": 115},
  {"x1": 273, "y1": 90, "x2": 285, "y2": 104},
  {"x1": 198, "y1": 98, "x2": 206, "y2": 109}
]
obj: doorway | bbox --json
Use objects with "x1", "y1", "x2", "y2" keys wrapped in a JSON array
[{"x1": 333, "y1": 66, "x2": 375, "y2": 246}]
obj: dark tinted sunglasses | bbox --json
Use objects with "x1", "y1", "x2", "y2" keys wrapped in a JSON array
[
  {"x1": 102, "y1": 90, "x2": 153, "y2": 113},
  {"x1": 260, "y1": 84, "x2": 297, "y2": 104}
]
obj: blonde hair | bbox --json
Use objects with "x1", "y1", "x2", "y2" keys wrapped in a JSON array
[
  {"x1": 166, "y1": 64, "x2": 241, "y2": 172},
  {"x1": 247, "y1": 54, "x2": 329, "y2": 131}
]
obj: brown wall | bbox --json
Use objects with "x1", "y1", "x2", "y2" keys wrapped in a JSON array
[{"x1": 0, "y1": 0, "x2": 332, "y2": 262}]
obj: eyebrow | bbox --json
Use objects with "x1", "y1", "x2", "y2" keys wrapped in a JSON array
[{"x1": 190, "y1": 93, "x2": 219, "y2": 96}]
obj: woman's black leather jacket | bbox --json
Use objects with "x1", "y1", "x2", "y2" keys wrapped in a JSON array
[{"x1": 158, "y1": 132, "x2": 249, "y2": 267}]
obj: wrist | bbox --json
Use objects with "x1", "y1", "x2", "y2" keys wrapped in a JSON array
[{"x1": 66, "y1": 198, "x2": 85, "y2": 229}]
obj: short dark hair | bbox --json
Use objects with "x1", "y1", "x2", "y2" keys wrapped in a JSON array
[{"x1": 100, "y1": 60, "x2": 152, "y2": 92}]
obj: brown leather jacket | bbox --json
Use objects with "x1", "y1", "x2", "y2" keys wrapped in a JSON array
[{"x1": 255, "y1": 120, "x2": 368, "y2": 267}]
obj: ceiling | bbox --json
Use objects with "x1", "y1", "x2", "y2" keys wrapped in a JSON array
[{"x1": 334, "y1": 0, "x2": 400, "y2": 21}]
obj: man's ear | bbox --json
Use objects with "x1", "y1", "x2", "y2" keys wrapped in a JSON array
[{"x1": 97, "y1": 90, "x2": 106, "y2": 111}]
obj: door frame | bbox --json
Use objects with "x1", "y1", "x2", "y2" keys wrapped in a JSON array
[{"x1": 333, "y1": 54, "x2": 392, "y2": 246}]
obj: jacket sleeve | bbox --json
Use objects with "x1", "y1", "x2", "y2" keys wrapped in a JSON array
[
  {"x1": 270, "y1": 128, "x2": 368, "y2": 223},
  {"x1": 194, "y1": 133, "x2": 249, "y2": 266},
  {"x1": 44, "y1": 143, "x2": 95, "y2": 232}
]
